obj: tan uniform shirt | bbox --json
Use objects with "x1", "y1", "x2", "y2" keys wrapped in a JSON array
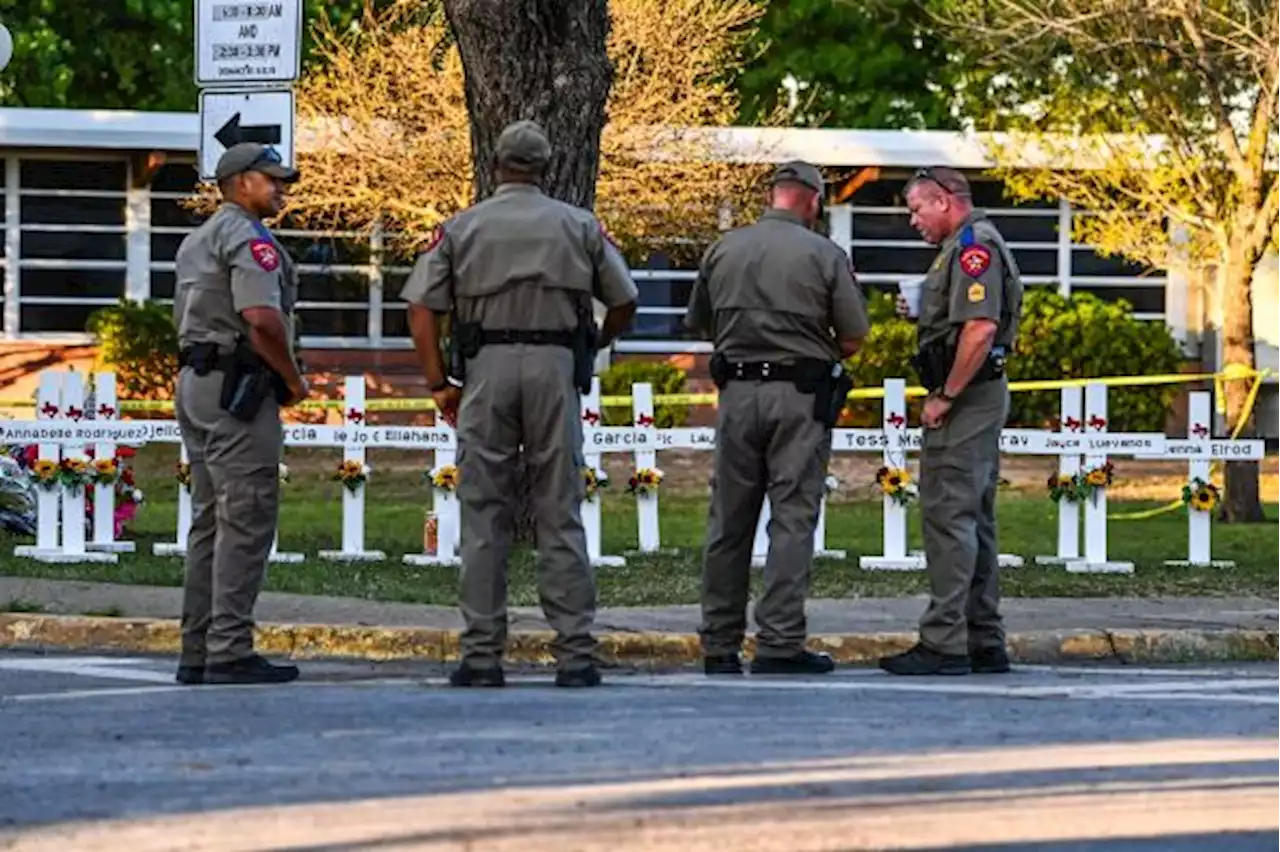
[
  {"x1": 916, "y1": 211, "x2": 1023, "y2": 350},
  {"x1": 400, "y1": 184, "x2": 638, "y2": 327},
  {"x1": 684, "y1": 208, "x2": 870, "y2": 362},
  {"x1": 172, "y1": 202, "x2": 299, "y2": 358}
]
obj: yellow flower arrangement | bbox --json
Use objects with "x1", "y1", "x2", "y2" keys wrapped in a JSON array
[
  {"x1": 429, "y1": 464, "x2": 459, "y2": 492},
  {"x1": 30, "y1": 458, "x2": 61, "y2": 490},
  {"x1": 583, "y1": 466, "x2": 609, "y2": 501},
  {"x1": 333, "y1": 459, "x2": 371, "y2": 493},
  {"x1": 1077, "y1": 461, "x2": 1115, "y2": 504},
  {"x1": 875, "y1": 466, "x2": 918, "y2": 507},
  {"x1": 627, "y1": 466, "x2": 663, "y2": 496},
  {"x1": 175, "y1": 461, "x2": 192, "y2": 490},
  {"x1": 90, "y1": 457, "x2": 120, "y2": 486},
  {"x1": 1181, "y1": 478, "x2": 1220, "y2": 515},
  {"x1": 57, "y1": 457, "x2": 94, "y2": 494}
]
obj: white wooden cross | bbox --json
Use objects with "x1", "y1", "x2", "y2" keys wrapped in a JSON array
[
  {"x1": 13, "y1": 371, "x2": 68, "y2": 561},
  {"x1": 318, "y1": 375, "x2": 386, "y2": 563},
  {"x1": 1034, "y1": 387, "x2": 1083, "y2": 566},
  {"x1": 580, "y1": 377, "x2": 626, "y2": 567},
  {"x1": 403, "y1": 428, "x2": 461, "y2": 568},
  {"x1": 88, "y1": 371, "x2": 135, "y2": 554},
  {"x1": 1067, "y1": 383, "x2": 1133, "y2": 574},
  {"x1": 859, "y1": 378, "x2": 925, "y2": 570}
]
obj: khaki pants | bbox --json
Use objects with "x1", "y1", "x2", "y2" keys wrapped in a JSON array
[
  {"x1": 455, "y1": 344, "x2": 596, "y2": 670},
  {"x1": 175, "y1": 367, "x2": 282, "y2": 666},
  {"x1": 918, "y1": 378, "x2": 1009, "y2": 657},
  {"x1": 698, "y1": 381, "x2": 830, "y2": 658}
]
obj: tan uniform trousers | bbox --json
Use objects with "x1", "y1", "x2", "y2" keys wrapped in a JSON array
[
  {"x1": 918, "y1": 378, "x2": 1009, "y2": 657},
  {"x1": 175, "y1": 367, "x2": 283, "y2": 666},
  {"x1": 455, "y1": 344, "x2": 596, "y2": 670},
  {"x1": 699, "y1": 381, "x2": 830, "y2": 658}
]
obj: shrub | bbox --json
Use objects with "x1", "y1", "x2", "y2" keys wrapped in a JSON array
[
  {"x1": 599, "y1": 359, "x2": 689, "y2": 427},
  {"x1": 838, "y1": 288, "x2": 1185, "y2": 432},
  {"x1": 85, "y1": 299, "x2": 180, "y2": 401}
]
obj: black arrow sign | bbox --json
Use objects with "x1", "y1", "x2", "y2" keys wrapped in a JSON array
[{"x1": 214, "y1": 112, "x2": 282, "y2": 149}]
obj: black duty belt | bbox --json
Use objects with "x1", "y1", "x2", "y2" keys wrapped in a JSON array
[
  {"x1": 720, "y1": 359, "x2": 825, "y2": 382},
  {"x1": 479, "y1": 328, "x2": 576, "y2": 348},
  {"x1": 179, "y1": 345, "x2": 236, "y2": 374}
]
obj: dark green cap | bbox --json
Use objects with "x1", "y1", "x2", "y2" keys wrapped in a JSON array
[
  {"x1": 770, "y1": 160, "x2": 823, "y2": 193},
  {"x1": 215, "y1": 143, "x2": 300, "y2": 183},
  {"x1": 495, "y1": 120, "x2": 551, "y2": 170}
]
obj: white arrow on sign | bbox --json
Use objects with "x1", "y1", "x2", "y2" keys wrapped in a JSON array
[
  {"x1": 194, "y1": 0, "x2": 303, "y2": 87},
  {"x1": 198, "y1": 88, "x2": 295, "y2": 180}
]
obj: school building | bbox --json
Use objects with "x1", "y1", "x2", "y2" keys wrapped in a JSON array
[{"x1": 0, "y1": 107, "x2": 1273, "y2": 435}]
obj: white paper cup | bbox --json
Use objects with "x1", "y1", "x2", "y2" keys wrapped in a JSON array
[{"x1": 898, "y1": 278, "x2": 923, "y2": 319}]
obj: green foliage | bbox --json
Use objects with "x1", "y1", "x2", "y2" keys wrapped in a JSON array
[
  {"x1": 599, "y1": 360, "x2": 689, "y2": 428},
  {"x1": 0, "y1": 0, "x2": 386, "y2": 111},
  {"x1": 736, "y1": 0, "x2": 960, "y2": 129},
  {"x1": 838, "y1": 288, "x2": 1185, "y2": 432},
  {"x1": 85, "y1": 299, "x2": 179, "y2": 401}
]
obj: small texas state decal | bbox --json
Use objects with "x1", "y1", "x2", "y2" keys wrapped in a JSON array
[
  {"x1": 958, "y1": 244, "x2": 991, "y2": 278},
  {"x1": 249, "y1": 238, "x2": 279, "y2": 271}
]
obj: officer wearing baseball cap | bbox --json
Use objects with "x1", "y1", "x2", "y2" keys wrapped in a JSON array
[
  {"x1": 170, "y1": 142, "x2": 307, "y2": 686},
  {"x1": 685, "y1": 159, "x2": 870, "y2": 677},
  {"x1": 402, "y1": 119, "x2": 638, "y2": 688}
]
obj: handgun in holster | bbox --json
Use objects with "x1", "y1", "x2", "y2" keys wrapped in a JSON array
[
  {"x1": 814, "y1": 362, "x2": 854, "y2": 428},
  {"x1": 219, "y1": 337, "x2": 286, "y2": 422},
  {"x1": 572, "y1": 299, "x2": 599, "y2": 395},
  {"x1": 448, "y1": 312, "x2": 481, "y2": 385}
]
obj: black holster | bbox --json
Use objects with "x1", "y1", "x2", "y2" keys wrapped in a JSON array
[
  {"x1": 449, "y1": 317, "x2": 482, "y2": 385},
  {"x1": 812, "y1": 362, "x2": 854, "y2": 428},
  {"x1": 218, "y1": 339, "x2": 286, "y2": 422},
  {"x1": 572, "y1": 300, "x2": 599, "y2": 396},
  {"x1": 912, "y1": 339, "x2": 1008, "y2": 393}
]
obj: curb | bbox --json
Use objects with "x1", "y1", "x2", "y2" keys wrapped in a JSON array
[{"x1": 2, "y1": 613, "x2": 1277, "y2": 666}]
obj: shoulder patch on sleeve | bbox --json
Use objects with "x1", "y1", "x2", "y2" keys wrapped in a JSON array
[
  {"x1": 958, "y1": 244, "x2": 991, "y2": 278},
  {"x1": 967, "y1": 282, "x2": 986, "y2": 302},
  {"x1": 424, "y1": 224, "x2": 445, "y2": 253},
  {"x1": 598, "y1": 221, "x2": 620, "y2": 250},
  {"x1": 249, "y1": 238, "x2": 280, "y2": 272}
]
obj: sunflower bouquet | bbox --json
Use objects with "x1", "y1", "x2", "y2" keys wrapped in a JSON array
[
  {"x1": 175, "y1": 461, "x2": 192, "y2": 491},
  {"x1": 89, "y1": 457, "x2": 121, "y2": 487},
  {"x1": 627, "y1": 466, "x2": 663, "y2": 496},
  {"x1": 1077, "y1": 461, "x2": 1115, "y2": 504},
  {"x1": 428, "y1": 463, "x2": 459, "y2": 492},
  {"x1": 1046, "y1": 473, "x2": 1081, "y2": 504},
  {"x1": 334, "y1": 460, "x2": 371, "y2": 493},
  {"x1": 583, "y1": 466, "x2": 609, "y2": 501},
  {"x1": 875, "y1": 466, "x2": 917, "y2": 507},
  {"x1": 57, "y1": 457, "x2": 94, "y2": 494},
  {"x1": 29, "y1": 458, "x2": 62, "y2": 491},
  {"x1": 1181, "y1": 477, "x2": 1220, "y2": 515}
]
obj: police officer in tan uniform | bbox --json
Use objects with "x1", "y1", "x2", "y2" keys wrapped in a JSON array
[
  {"x1": 402, "y1": 120, "x2": 638, "y2": 689},
  {"x1": 685, "y1": 161, "x2": 870, "y2": 676},
  {"x1": 172, "y1": 143, "x2": 309, "y2": 685},
  {"x1": 880, "y1": 166, "x2": 1023, "y2": 676}
]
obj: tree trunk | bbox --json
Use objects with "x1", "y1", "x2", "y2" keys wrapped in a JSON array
[
  {"x1": 1218, "y1": 240, "x2": 1265, "y2": 523},
  {"x1": 443, "y1": 0, "x2": 614, "y2": 544}
]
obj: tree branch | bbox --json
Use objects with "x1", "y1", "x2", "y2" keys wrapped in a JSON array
[
  {"x1": 1246, "y1": 176, "x2": 1279, "y2": 259},
  {"x1": 1174, "y1": 1, "x2": 1250, "y2": 181}
]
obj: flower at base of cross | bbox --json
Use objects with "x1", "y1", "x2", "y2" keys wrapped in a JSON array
[
  {"x1": 824, "y1": 474, "x2": 842, "y2": 496},
  {"x1": 175, "y1": 461, "x2": 192, "y2": 490},
  {"x1": 428, "y1": 463, "x2": 459, "y2": 492},
  {"x1": 1181, "y1": 477, "x2": 1220, "y2": 515},
  {"x1": 278, "y1": 463, "x2": 290, "y2": 485},
  {"x1": 875, "y1": 466, "x2": 917, "y2": 507},
  {"x1": 334, "y1": 459, "x2": 371, "y2": 493},
  {"x1": 1047, "y1": 473, "x2": 1081, "y2": 504},
  {"x1": 583, "y1": 466, "x2": 609, "y2": 501},
  {"x1": 627, "y1": 466, "x2": 663, "y2": 496},
  {"x1": 58, "y1": 456, "x2": 94, "y2": 494},
  {"x1": 89, "y1": 457, "x2": 120, "y2": 487},
  {"x1": 30, "y1": 458, "x2": 60, "y2": 490}
]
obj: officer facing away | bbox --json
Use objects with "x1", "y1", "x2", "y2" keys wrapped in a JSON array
[
  {"x1": 172, "y1": 142, "x2": 309, "y2": 685},
  {"x1": 879, "y1": 166, "x2": 1023, "y2": 677},
  {"x1": 402, "y1": 120, "x2": 638, "y2": 689},
  {"x1": 685, "y1": 160, "x2": 870, "y2": 677}
]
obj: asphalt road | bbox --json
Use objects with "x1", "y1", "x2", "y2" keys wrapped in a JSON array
[{"x1": 0, "y1": 651, "x2": 1276, "y2": 852}]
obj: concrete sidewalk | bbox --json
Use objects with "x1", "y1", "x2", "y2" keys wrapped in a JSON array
[{"x1": 1, "y1": 576, "x2": 1277, "y2": 665}]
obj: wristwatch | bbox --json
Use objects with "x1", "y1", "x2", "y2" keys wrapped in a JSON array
[
  {"x1": 936, "y1": 389, "x2": 957, "y2": 403},
  {"x1": 429, "y1": 378, "x2": 450, "y2": 393}
]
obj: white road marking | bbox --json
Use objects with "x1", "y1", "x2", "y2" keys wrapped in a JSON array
[{"x1": 0, "y1": 656, "x2": 175, "y2": 683}]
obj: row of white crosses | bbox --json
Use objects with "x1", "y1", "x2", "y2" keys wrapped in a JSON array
[{"x1": 1, "y1": 372, "x2": 1262, "y2": 569}]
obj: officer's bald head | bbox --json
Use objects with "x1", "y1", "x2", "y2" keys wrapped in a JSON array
[{"x1": 906, "y1": 166, "x2": 974, "y2": 245}]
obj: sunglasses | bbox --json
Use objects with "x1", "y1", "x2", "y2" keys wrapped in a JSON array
[
  {"x1": 251, "y1": 146, "x2": 285, "y2": 168},
  {"x1": 911, "y1": 167, "x2": 969, "y2": 197}
]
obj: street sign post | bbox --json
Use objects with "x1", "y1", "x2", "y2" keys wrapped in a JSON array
[
  {"x1": 198, "y1": 89, "x2": 296, "y2": 180},
  {"x1": 194, "y1": 0, "x2": 303, "y2": 87}
]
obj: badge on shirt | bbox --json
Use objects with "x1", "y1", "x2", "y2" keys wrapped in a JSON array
[
  {"x1": 250, "y1": 238, "x2": 279, "y2": 272},
  {"x1": 959, "y1": 245, "x2": 991, "y2": 278},
  {"x1": 968, "y1": 282, "x2": 986, "y2": 302}
]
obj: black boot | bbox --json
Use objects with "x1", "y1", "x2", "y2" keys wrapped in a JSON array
[
  {"x1": 175, "y1": 665, "x2": 204, "y2": 685},
  {"x1": 970, "y1": 646, "x2": 1012, "y2": 674},
  {"x1": 205, "y1": 654, "x2": 299, "y2": 685},
  {"x1": 448, "y1": 662, "x2": 506, "y2": 688},
  {"x1": 704, "y1": 654, "x2": 744, "y2": 676},
  {"x1": 555, "y1": 664, "x2": 602, "y2": 688},
  {"x1": 879, "y1": 643, "x2": 970, "y2": 676},
  {"x1": 750, "y1": 650, "x2": 836, "y2": 675}
]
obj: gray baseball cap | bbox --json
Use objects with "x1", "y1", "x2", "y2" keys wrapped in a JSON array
[
  {"x1": 215, "y1": 143, "x2": 300, "y2": 183},
  {"x1": 770, "y1": 160, "x2": 824, "y2": 193},
  {"x1": 495, "y1": 120, "x2": 551, "y2": 170}
]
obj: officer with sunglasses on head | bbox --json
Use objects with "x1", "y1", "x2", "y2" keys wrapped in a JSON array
[{"x1": 880, "y1": 166, "x2": 1024, "y2": 677}]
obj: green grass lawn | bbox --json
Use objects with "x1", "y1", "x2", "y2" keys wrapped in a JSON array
[{"x1": 1, "y1": 446, "x2": 1275, "y2": 606}]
